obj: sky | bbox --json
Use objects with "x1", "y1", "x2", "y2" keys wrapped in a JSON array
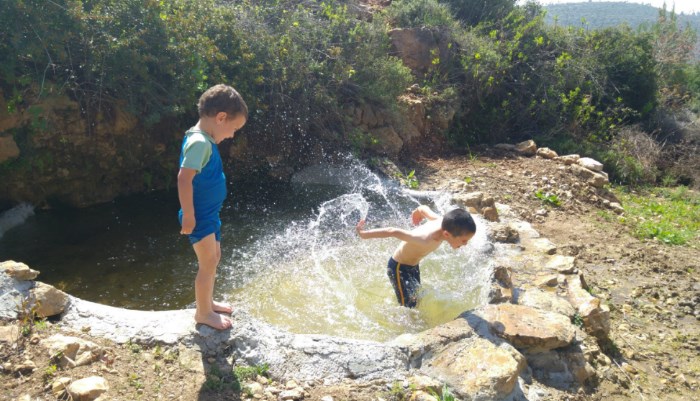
[{"x1": 533, "y1": 1, "x2": 698, "y2": 15}]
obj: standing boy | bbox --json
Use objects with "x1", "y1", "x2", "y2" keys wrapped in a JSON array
[
  {"x1": 178, "y1": 84, "x2": 248, "y2": 329},
  {"x1": 356, "y1": 205, "x2": 476, "y2": 308}
]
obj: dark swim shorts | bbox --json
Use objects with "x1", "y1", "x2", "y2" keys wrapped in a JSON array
[{"x1": 387, "y1": 257, "x2": 421, "y2": 308}]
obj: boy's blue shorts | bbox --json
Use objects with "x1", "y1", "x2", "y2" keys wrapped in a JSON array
[{"x1": 179, "y1": 213, "x2": 221, "y2": 244}]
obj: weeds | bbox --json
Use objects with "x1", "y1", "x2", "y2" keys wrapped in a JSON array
[
  {"x1": 614, "y1": 186, "x2": 699, "y2": 246},
  {"x1": 534, "y1": 190, "x2": 562, "y2": 207},
  {"x1": 571, "y1": 313, "x2": 584, "y2": 328},
  {"x1": 404, "y1": 170, "x2": 419, "y2": 189},
  {"x1": 430, "y1": 384, "x2": 456, "y2": 401}
]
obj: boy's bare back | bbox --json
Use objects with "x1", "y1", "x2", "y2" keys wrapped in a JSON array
[{"x1": 391, "y1": 219, "x2": 444, "y2": 265}]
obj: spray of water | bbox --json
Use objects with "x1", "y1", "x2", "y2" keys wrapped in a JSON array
[
  {"x1": 225, "y1": 156, "x2": 493, "y2": 341},
  {"x1": 0, "y1": 203, "x2": 35, "y2": 239}
]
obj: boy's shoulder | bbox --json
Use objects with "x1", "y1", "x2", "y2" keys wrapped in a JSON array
[{"x1": 186, "y1": 128, "x2": 213, "y2": 141}]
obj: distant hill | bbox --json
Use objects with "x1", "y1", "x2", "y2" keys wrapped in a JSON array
[
  {"x1": 543, "y1": 2, "x2": 700, "y2": 32},
  {"x1": 542, "y1": 2, "x2": 700, "y2": 59}
]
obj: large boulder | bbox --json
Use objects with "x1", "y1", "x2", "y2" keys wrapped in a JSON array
[
  {"x1": 563, "y1": 273, "x2": 610, "y2": 340},
  {"x1": 42, "y1": 334, "x2": 104, "y2": 368},
  {"x1": 67, "y1": 376, "x2": 109, "y2": 401}
]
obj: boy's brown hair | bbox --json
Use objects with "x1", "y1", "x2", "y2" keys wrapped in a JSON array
[{"x1": 198, "y1": 84, "x2": 249, "y2": 120}]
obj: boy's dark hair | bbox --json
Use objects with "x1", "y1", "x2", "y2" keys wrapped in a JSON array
[
  {"x1": 198, "y1": 84, "x2": 249, "y2": 120},
  {"x1": 441, "y1": 208, "x2": 476, "y2": 236}
]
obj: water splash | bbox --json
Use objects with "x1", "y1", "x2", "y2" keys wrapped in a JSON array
[
  {"x1": 226, "y1": 156, "x2": 493, "y2": 341},
  {"x1": 0, "y1": 203, "x2": 35, "y2": 239}
]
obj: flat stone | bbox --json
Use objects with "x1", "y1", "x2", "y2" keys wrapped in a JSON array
[{"x1": 477, "y1": 304, "x2": 576, "y2": 352}]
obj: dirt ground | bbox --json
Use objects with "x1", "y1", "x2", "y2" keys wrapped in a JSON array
[{"x1": 1, "y1": 151, "x2": 699, "y2": 401}]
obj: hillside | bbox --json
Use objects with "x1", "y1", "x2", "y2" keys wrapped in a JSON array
[{"x1": 543, "y1": 1, "x2": 700, "y2": 31}]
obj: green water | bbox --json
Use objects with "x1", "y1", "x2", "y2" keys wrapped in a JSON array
[{"x1": 0, "y1": 162, "x2": 492, "y2": 341}]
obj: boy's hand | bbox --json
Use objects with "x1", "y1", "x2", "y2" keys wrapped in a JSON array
[
  {"x1": 411, "y1": 207, "x2": 424, "y2": 225},
  {"x1": 180, "y1": 213, "x2": 195, "y2": 235},
  {"x1": 356, "y1": 219, "x2": 367, "y2": 239}
]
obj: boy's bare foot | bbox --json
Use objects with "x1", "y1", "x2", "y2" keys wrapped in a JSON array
[
  {"x1": 195, "y1": 312, "x2": 233, "y2": 330},
  {"x1": 212, "y1": 300, "x2": 233, "y2": 314}
]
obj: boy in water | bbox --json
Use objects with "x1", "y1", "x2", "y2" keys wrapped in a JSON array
[
  {"x1": 356, "y1": 206, "x2": 476, "y2": 308},
  {"x1": 178, "y1": 84, "x2": 248, "y2": 329}
]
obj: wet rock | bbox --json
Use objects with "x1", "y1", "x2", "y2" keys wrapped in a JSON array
[
  {"x1": 477, "y1": 304, "x2": 576, "y2": 352},
  {"x1": 488, "y1": 266, "x2": 514, "y2": 304},
  {"x1": 30, "y1": 282, "x2": 69, "y2": 317},
  {"x1": 489, "y1": 223, "x2": 520, "y2": 243},
  {"x1": 482, "y1": 206, "x2": 499, "y2": 222},
  {"x1": 1, "y1": 261, "x2": 39, "y2": 281},
  {"x1": 516, "y1": 140, "x2": 537, "y2": 156},
  {"x1": 67, "y1": 376, "x2": 109, "y2": 401}
]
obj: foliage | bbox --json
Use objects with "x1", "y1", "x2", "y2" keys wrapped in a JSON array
[
  {"x1": 442, "y1": 0, "x2": 516, "y2": 27},
  {"x1": 571, "y1": 313, "x2": 584, "y2": 328},
  {"x1": 429, "y1": 384, "x2": 457, "y2": 401},
  {"x1": 534, "y1": 190, "x2": 561, "y2": 207},
  {"x1": 614, "y1": 186, "x2": 700, "y2": 246},
  {"x1": 383, "y1": 0, "x2": 457, "y2": 29},
  {"x1": 233, "y1": 363, "x2": 269, "y2": 382}
]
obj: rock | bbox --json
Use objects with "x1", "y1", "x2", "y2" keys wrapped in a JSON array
[
  {"x1": 0, "y1": 135, "x2": 20, "y2": 163},
  {"x1": 577, "y1": 157, "x2": 604, "y2": 172},
  {"x1": 369, "y1": 126, "x2": 404, "y2": 156},
  {"x1": 531, "y1": 238, "x2": 557, "y2": 255},
  {"x1": 563, "y1": 273, "x2": 610, "y2": 340},
  {"x1": 1, "y1": 261, "x2": 39, "y2": 280},
  {"x1": 544, "y1": 255, "x2": 577, "y2": 274},
  {"x1": 527, "y1": 346, "x2": 596, "y2": 387},
  {"x1": 488, "y1": 266, "x2": 514, "y2": 304},
  {"x1": 608, "y1": 202, "x2": 625, "y2": 214},
  {"x1": 570, "y1": 164, "x2": 609, "y2": 188},
  {"x1": 14, "y1": 359, "x2": 37, "y2": 374},
  {"x1": 408, "y1": 374, "x2": 442, "y2": 394},
  {"x1": 452, "y1": 192, "x2": 483, "y2": 211},
  {"x1": 518, "y1": 287, "x2": 576, "y2": 317},
  {"x1": 0, "y1": 325, "x2": 19, "y2": 343},
  {"x1": 30, "y1": 282, "x2": 69, "y2": 317},
  {"x1": 489, "y1": 223, "x2": 520, "y2": 243},
  {"x1": 42, "y1": 334, "x2": 103, "y2": 369},
  {"x1": 556, "y1": 154, "x2": 580, "y2": 165},
  {"x1": 516, "y1": 140, "x2": 537, "y2": 156},
  {"x1": 67, "y1": 376, "x2": 109, "y2": 401},
  {"x1": 423, "y1": 336, "x2": 526, "y2": 400},
  {"x1": 534, "y1": 274, "x2": 559, "y2": 288},
  {"x1": 536, "y1": 147, "x2": 558, "y2": 159},
  {"x1": 279, "y1": 388, "x2": 304, "y2": 400},
  {"x1": 320, "y1": 396, "x2": 334, "y2": 401},
  {"x1": 482, "y1": 206, "x2": 499, "y2": 222},
  {"x1": 247, "y1": 382, "x2": 264, "y2": 396},
  {"x1": 477, "y1": 304, "x2": 577, "y2": 352},
  {"x1": 52, "y1": 377, "x2": 72, "y2": 397}
]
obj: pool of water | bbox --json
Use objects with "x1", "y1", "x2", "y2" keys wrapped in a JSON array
[{"x1": 0, "y1": 158, "x2": 493, "y2": 341}]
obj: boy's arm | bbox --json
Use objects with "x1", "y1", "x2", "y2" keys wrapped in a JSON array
[
  {"x1": 411, "y1": 205, "x2": 440, "y2": 225},
  {"x1": 177, "y1": 168, "x2": 197, "y2": 234},
  {"x1": 356, "y1": 219, "x2": 429, "y2": 244}
]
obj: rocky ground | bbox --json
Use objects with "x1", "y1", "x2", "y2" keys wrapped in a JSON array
[{"x1": 1, "y1": 148, "x2": 699, "y2": 401}]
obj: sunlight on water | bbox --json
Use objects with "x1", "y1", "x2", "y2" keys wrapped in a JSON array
[{"x1": 225, "y1": 158, "x2": 493, "y2": 342}]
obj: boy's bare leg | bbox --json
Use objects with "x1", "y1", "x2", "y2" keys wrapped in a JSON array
[
  {"x1": 193, "y1": 234, "x2": 232, "y2": 330},
  {"x1": 211, "y1": 241, "x2": 233, "y2": 314}
]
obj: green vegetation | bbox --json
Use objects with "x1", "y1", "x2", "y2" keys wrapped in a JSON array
[
  {"x1": 571, "y1": 313, "x2": 584, "y2": 328},
  {"x1": 404, "y1": 170, "x2": 419, "y2": 189},
  {"x1": 1, "y1": 0, "x2": 699, "y2": 190},
  {"x1": 233, "y1": 363, "x2": 269, "y2": 382},
  {"x1": 614, "y1": 186, "x2": 700, "y2": 246},
  {"x1": 534, "y1": 190, "x2": 562, "y2": 207},
  {"x1": 430, "y1": 384, "x2": 457, "y2": 401}
]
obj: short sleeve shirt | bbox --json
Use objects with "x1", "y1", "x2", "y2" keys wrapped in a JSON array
[{"x1": 180, "y1": 129, "x2": 214, "y2": 172}]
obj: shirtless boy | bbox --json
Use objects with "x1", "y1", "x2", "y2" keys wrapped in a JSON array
[{"x1": 356, "y1": 206, "x2": 476, "y2": 307}]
